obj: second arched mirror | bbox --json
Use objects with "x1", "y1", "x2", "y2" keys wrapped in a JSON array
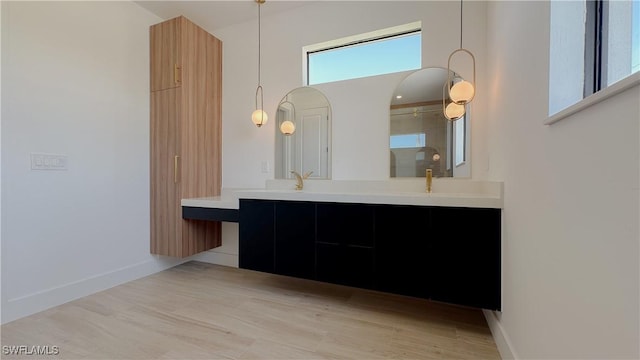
[
  {"x1": 275, "y1": 87, "x2": 332, "y2": 179},
  {"x1": 390, "y1": 67, "x2": 470, "y2": 178}
]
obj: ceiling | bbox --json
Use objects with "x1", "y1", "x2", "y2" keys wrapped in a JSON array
[{"x1": 134, "y1": 1, "x2": 312, "y2": 32}]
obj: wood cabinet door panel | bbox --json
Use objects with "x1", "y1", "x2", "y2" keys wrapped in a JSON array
[
  {"x1": 150, "y1": 17, "x2": 181, "y2": 92},
  {"x1": 150, "y1": 88, "x2": 181, "y2": 256}
]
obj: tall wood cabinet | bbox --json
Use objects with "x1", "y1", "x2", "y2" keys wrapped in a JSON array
[{"x1": 150, "y1": 16, "x2": 222, "y2": 257}]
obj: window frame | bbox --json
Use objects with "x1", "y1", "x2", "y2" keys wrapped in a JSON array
[{"x1": 547, "y1": 0, "x2": 640, "y2": 125}]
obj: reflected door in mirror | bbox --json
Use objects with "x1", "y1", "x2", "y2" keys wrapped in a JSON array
[{"x1": 275, "y1": 87, "x2": 332, "y2": 179}]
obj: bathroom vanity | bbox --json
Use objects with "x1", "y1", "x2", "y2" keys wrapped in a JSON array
[{"x1": 181, "y1": 180, "x2": 503, "y2": 311}]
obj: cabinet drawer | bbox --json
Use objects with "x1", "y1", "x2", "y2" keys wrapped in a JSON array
[
  {"x1": 316, "y1": 242, "x2": 374, "y2": 289},
  {"x1": 317, "y1": 202, "x2": 374, "y2": 247}
]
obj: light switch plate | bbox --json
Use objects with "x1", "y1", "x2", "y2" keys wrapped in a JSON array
[
  {"x1": 261, "y1": 161, "x2": 270, "y2": 173},
  {"x1": 31, "y1": 153, "x2": 68, "y2": 170}
]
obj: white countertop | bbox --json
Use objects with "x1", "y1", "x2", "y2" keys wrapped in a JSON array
[{"x1": 181, "y1": 180, "x2": 503, "y2": 210}]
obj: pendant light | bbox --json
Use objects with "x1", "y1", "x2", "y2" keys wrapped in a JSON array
[
  {"x1": 443, "y1": 81, "x2": 465, "y2": 121},
  {"x1": 251, "y1": 0, "x2": 268, "y2": 127},
  {"x1": 445, "y1": 0, "x2": 476, "y2": 107},
  {"x1": 278, "y1": 95, "x2": 296, "y2": 136}
]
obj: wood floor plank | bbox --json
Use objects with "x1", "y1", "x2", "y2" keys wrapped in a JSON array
[{"x1": 1, "y1": 261, "x2": 500, "y2": 359}]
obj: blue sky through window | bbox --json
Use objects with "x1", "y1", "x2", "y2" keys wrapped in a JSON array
[
  {"x1": 308, "y1": 32, "x2": 421, "y2": 85},
  {"x1": 390, "y1": 133, "x2": 426, "y2": 149}
]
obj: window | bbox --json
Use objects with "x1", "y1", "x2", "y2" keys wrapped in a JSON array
[
  {"x1": 454, "y1": 116, "x2": 466, "y2": 166},
  {"x1": 390, "y1": 133, "x2": 426, "y2": 149},
  {"x1": 305, "y1": 22, "x2": 421, "y2": 85},
  {"x1": 549, "y1": 0, "x2": 639, "y2": 116}
]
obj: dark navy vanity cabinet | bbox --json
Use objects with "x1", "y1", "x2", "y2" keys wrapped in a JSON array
[{"x1": 239, "y1": 198, "x2": 501, "y2": 311}]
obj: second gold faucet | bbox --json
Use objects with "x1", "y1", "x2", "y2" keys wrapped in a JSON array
[{"x1": 291, "y1": 171, "x2": 313, "y2": 190}]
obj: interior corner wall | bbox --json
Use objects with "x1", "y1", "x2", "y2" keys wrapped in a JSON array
[
  {"x1": 485, "y1": 1, "x2": 639, "y2": 358},
  {"x1": 1, "y1": 1, "x2": 183, "y2": 324}
]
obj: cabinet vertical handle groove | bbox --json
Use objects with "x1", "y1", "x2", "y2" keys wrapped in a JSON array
[
  {"x1": 174, "y1": 64, "x2": 181, "y2": 84},
  {"x1": 174, "y1": 155, "x2": 180, "y2": 183}
]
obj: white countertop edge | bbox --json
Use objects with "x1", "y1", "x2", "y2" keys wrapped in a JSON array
[
  {"x1": 181, "y1": 190, "x2": 503, "y2": 210},
  {"x1": 233, "y1": 190, "x2": 503, "y2": 209}
]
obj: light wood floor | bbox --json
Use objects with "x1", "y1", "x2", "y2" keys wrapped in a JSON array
[{"x1": 1, "y1": 261, "x2": 501, "y2": 359}]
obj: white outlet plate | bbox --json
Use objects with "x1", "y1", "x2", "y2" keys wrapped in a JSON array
[{"x1": 31, "y1": 153, "x2": 68, "y2": 170}]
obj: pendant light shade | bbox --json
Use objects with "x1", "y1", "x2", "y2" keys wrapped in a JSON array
[
  {"x1": 278, "y1": 97, "x2": 296, "y2": 135},
  {"x1": 443, "y1": 81, "x2": 465, "y2": 121},
  {"x1": 449, "y1": 78, "x2": 475, "y2": 104},
  {"x1": 252, "y1": 109, "x2": 268, "y2": 127},
  {"x1": 280, "y1": 120, "x2": 295, "y2": 135},
  {"x1": 252, "y1": 0, "x2": 267, "y2": 127},
  {"x1": 445, "y1": 102, "x2": 466, "y2": 120}
]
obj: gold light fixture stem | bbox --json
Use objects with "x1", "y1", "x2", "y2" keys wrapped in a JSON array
[
  {"x1": 254, "y1": 0, "x2": 266, "y2": 127},
  {"x1": 255, "y1": 85, "x2": 264, "y2": 117},
  {"x1": 444, "y1": 0, "x2": 476, "y2": 107},
  {"x1": 257, "y1": 0, "x2": 262, "y2": 89}
]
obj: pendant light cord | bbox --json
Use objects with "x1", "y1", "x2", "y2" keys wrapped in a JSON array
[
  {"x1": 255, "y1": 1, "x2": 264, "y2": 116},
  {"x1": 257, "y1": 2, "x2": 262, "y2": 87},
  {"x1": 459, "y1": 0, "x2": 463, "y2": 49}
]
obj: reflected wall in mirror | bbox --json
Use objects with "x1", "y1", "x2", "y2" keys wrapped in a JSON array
[
  {"x1": 275, "y1": 87, "x2": 332, "y2": 179},
  {"x1": 390, "y1": 67, "x2": 469, "y2": 178}
]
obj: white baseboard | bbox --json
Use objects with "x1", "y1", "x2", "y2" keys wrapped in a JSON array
[
  {"x1": 2, "y1": 257, "x2": 184, "y2": 324},
  {"x1": 192, "y1": 250, "x2": 238, "y2": 268},
  {"x1": 483, "y1": 309, "x2": 517, "y2": 359}
]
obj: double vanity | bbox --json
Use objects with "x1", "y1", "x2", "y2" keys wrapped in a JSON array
[{"x1": 182, "y1": 179, "x2": 503, "y2": 311}]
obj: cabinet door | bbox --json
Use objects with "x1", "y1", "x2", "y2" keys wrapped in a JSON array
[
  {"x1": 430, "y1": 207, "x2": 501, "y2": 310},
  {"x1": 375, "y1": 205, "x2": 432, "y2": 298},
  {"x1": 316, "y1": 203, "x2": 375, "y2": 288},
  {"x1": 316, "y1": 243, "x2": 374, "y2": 289},
  {"x1": 239, "y1": 200, "x2": 275, "y2": 273},
  {"x1": 150, "y1": 17, "x2": 182, "y2": 92},
  {"x1": 274, "y1": 201, "x2": 315, "y2": 279},
  {"x1": 150, "y1": 88, "x2": 181, "y2": 256}
]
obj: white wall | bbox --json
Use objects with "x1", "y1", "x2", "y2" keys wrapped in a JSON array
[
  {"x1": 485, "y1": 1, "x2": 639, "y2": 358},
  {"x1": 1, "y1": 1, "x2": 184, "y2": 324},
  {"x1": 213, "y1": 1, "x2": 488, "y2": 188},
  {"x1": 0, "y1": 1, "x2": 3, "y2": 315}
]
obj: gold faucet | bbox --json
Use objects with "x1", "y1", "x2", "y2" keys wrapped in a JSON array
[
  {"x1": 291, "y1": 171, "x2": 313, "y2": 190},
  {"x1": 426, "y1": 169, "x2": 433, "y2": 193}
]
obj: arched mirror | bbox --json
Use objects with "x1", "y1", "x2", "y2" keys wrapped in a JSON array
[
  {"x1": 390, "y1": 67, "x2": 469, "y2": 178},
  {"x1": 275, "y1": 87, "x2": 332, "y2": 179}
]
